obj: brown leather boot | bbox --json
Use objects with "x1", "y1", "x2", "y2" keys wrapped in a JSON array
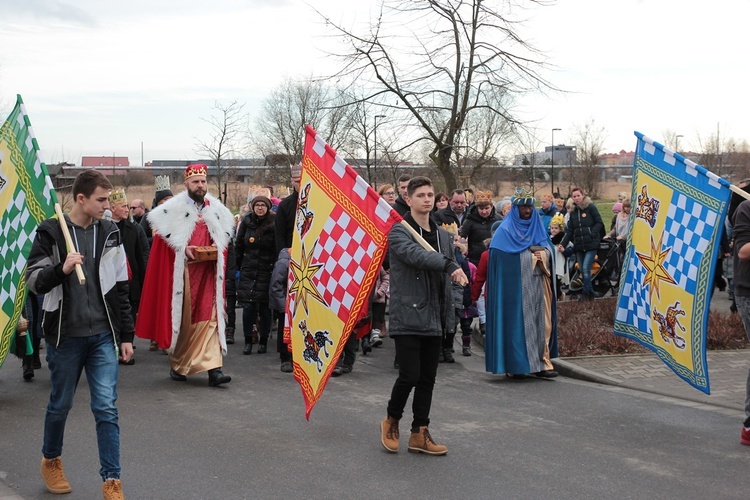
[
  {"x1": 40, "y1": 456, "x2": 72, "y2": 494},
  {"x1": 408, "y1": 426, "x2": 447, "y2": 455},
  {"x1": 380, "y1": 416, "x2": 400, "y2": 453},
  {"x1": 102, "y1": 478, "x2": 124, "y2": 500}
]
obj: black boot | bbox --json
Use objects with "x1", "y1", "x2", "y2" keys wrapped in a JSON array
[
  {"x1": 243, "y1": 343, "x2": 253, "y2": 355},
  {"x1": 257, "y1": 343, "x2": 267, "y2": 354},
  {"x1": 225, "y1": 327, "x2": 235, "y2": 345},
  {"x1": 443, "y1": 348, "x2": 455, "y2": 363},
  {"x1": 22, "y1": 356, "x2": 34, "y2": 380},
  {"x1": 208, "y1": 368, "x2": 231, "y2": 386},
  {"x1": 361, "y1": 336, "x2": 372, "y2": 355},
  {"x1": 170, "y1": 369, "x2": 187, "y2": 381}
]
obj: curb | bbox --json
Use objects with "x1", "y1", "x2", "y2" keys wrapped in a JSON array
[
  {"x1": 553, "y1": 358, "x2": 744, "y2": 413},
  {"x1": 552, "y1": 358, "x2": 623, "y2": 387}
]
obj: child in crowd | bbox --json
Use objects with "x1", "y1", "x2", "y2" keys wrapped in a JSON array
[{"x1": 550, "y1": 213, "x2": 572, "y2": 299}]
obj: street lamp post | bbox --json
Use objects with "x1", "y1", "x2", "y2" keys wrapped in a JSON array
[
  {"x1": 373, "y1": 115, "x2": 386, "y2": 189},
  {"x1": 551, "y1": 128, "x2": 561, "y2": 196}
]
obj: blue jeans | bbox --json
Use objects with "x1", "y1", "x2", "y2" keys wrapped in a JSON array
[
  {"x1": 576, "y1": 249, "x2": 598, "y2": 296},
  {"x1": 43, "y1": 332, "x2": 121, "y2": 481}
]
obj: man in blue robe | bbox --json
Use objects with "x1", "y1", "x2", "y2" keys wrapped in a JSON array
[{"x1": 485, "y1": 190, "x2": 558, "y2": 378}]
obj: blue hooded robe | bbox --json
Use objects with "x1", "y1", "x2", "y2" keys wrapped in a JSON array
[{"x1": 485, "y1": 204, "x2": 559, "y2": 375}]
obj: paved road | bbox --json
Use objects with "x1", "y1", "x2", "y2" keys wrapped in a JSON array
[{"x1": 1, "y1": 326, "x2": 749, "y2": 499}]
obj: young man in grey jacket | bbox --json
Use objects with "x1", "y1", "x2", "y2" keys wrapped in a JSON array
[
  {"x1": 26, "y1": 170, "x2": 133, "y2": 499},
  {"x1": 380, "y1": 176, "x2": 467, "y2": 456}
]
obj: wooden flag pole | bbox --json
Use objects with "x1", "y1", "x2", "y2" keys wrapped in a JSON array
[
  {"x1": 54, "y1": 203, "x2": 86, "y2": 285},
  {"x1": 729, "y1": 184, "x2": 750, "y2": 202},
  {"x1": 399, "y1": 220, "x2": 468, "y2": 286}
]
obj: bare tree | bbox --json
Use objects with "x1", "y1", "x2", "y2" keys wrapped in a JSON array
[
  {"x1": 452, "y1": 91, "x2": 514, "y2": 184},
  {"x1": 319, "y1": 0, "x2": 553, "y2": 191},
  {"x1": 195, "y1": 100, "x2": 247, "y2": 195},
  {"x1": 513, "y1": 128, "x2": 544, "y2": 191},
  {"x1": 696, "y1": 128, "x2": 750, "y2": 180},
  {"x1": 661, "y1": 129, "x2": 681, "y2": 152},
  {"x1": 254, "y1": 76, "x2": 355, "y2": 176},
  {"x1": 570, "y1": 118, "x2": 606, "y2": 198}
]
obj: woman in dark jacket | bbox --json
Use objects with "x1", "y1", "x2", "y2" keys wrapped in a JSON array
[
  {"x1": 459, "y1": 190, "x2": 500, "y2": 266},
  {"x1": 558, "y1": 187, "x2": 603, "y2": 299},
  {"x1": 236, "y1": 196, "x2": 277, "y2": 354}
]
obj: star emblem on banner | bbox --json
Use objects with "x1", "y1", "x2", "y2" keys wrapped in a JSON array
[
  {"x1": 636, "y1": 232, "x2": 676, "y2": 302},
  {"x1": 289, "y1": 240, "x2": 327, "y2": 316}
]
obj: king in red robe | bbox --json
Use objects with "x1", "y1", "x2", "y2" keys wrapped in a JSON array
[{"x1": 136, "y1": 165, "x2": 235, "y2": 386}]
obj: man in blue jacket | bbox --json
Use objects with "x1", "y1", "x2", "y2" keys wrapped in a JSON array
[
  {"x1": 26, "y1": 170, "x2": 133, "y2": 499},
  {"x1": 380, "y1": 176, "x2": 467, "y2": 456}
]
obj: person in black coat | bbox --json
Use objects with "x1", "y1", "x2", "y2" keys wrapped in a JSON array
[
  {"x1": 236, "y1": 196, "x2": 277, "y2": 354},
  {"x1": 558, "y1": 187, "x2": 603, "y2": 299},
  {"x1": 459, "y1": 190, "x2": 500, "y2": 266},
  {"x1": 432, "y1": 189, "x2": 469, "y2": 230},
  {"x1": 392, "y1": 174, "x2": 412, "y2": 217}
]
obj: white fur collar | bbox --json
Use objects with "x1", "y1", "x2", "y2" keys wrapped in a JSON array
[
  {"x1": 147, "y1": 191, "x2": 234, "y2": 251},
  {"x1": 146, "y1": 191, "x2": 235, "y2": 355}
]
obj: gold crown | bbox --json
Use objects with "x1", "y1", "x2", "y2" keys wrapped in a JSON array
[
  {"x1": 475, "y1": 190, "x2": 494, "y2": 205},
  {"x1": 184, "y1": 164, "x2": 207, "y2": 180},
  {"x1": 441, "y1": 222, "x2": 459, "y2": 235},
  {"x1": 511, "y1": 186, "x2": 535, "y2": 206},
  {"x1": 550, "y1": 213, "x2": 565, "y2": 228},
  {"x1": 108, "y1": 188, "x2": 127, "y2": 205},
  {"x1": 155, "y1": 175, "x2": 171, "y2": 192}
]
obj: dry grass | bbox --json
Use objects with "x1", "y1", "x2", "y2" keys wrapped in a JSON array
[{"x1": 556, "y1": 297, "x2": 749, "y2": 357}]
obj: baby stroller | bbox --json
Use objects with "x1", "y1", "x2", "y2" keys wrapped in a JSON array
[{"x1": 568, "y1": 238, "x2": 624, "y2": 297}]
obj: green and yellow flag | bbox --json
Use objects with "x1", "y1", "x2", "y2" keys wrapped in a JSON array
[{"x1": 0, "y1": 95, "x2": 57, "y2": 367}]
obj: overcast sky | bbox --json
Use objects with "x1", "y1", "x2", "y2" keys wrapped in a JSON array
[{"x1": 1, "y1": 0, "x2": 747, "y2": 165}]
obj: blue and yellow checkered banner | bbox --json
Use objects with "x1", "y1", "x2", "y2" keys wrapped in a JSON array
[
  {"x1": 0, "y1": 95, "x2": 57, "y2": 367},
  {"x1": 614, "y1": 132, "x2": 731, "y2": 394}
]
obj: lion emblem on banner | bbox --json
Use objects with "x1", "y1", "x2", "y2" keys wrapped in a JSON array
[
  {"x1": 636, "y1": 185, "x2": 660, "y2": 228},
  {"x1": 299, "y1": 319, "x2": 333, "y2": 373},
  {"x1": 653, "y1": 302, "x2": 686, "y2": 349}
]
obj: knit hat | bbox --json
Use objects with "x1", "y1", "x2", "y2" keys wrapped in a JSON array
[
  {"x1": 252, "y1": 195, "x2": 272, "y2": 210},
  {"x1": 613, "y1": 202, "x2": 623, "y2": 213},
  {"x1": 153, "y1": 175, "x2": 173, "y2": 207}
]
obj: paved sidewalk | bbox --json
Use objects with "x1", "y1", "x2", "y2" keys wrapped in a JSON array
[
  {"x1": 553, "y1": 290, "x2": 749, "y2": 412},
  {"x1": 554, "y1": 350, "x2": 749, "y2": 411}
]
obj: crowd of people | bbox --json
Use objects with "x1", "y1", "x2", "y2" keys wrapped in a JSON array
[{"x1": 11, "y1": 164, "x2": 654, "y2": 496}]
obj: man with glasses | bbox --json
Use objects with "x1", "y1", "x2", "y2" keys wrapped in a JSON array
[
  {"x1": 129, "y1": 199, "x2": 147, "y2": 224},
  {"x1": 433, "y1": 189, "x2": 468, "y2": 230}
]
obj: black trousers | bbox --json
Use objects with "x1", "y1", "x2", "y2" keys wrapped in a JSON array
[
  {"x1": 387, "y1": 335, "x2": 441, "y2": 432},
  {"x1": 225, "y1": 293, "x2": 236, "y2": 330},
  {"x1": 336, "y1": 333, "x2": 357, "y2": 367},
  {"x1": 372, "y1": 301, "x2": 387, "y2": 331}
]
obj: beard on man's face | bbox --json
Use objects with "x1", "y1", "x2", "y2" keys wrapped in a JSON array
[{"x1": 188, "y1": 185, "x2": 205, "y2": 204}]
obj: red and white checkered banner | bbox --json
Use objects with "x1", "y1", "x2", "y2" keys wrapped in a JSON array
[{"x1": 285, "y1": 125, "x2": 401, "y2": 419}]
